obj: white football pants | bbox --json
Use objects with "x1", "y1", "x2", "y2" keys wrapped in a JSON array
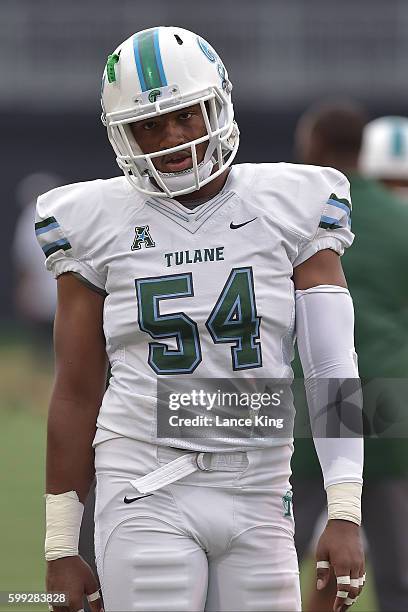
[{"x1": 94, "y1": 438, "x2": 301, "y2": 612}]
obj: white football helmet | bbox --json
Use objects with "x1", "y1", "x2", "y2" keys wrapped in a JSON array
[
  {"x1": 101, "y1": 26, "x2": 239, "y2": 198},
  {"x1": 359, "y1": 116, "x2": 408, "y2": 179}
]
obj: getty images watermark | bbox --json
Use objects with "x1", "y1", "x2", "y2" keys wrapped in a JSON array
[
  {"x1": 157, "y1": 378, "x2": 408, "y2": 440},
  {"x1": 167, "y1": 387, "x2": 285, "y2": 429},
  {"x1": 157, "y1": 379, "x2": 295, "y2": 439}
]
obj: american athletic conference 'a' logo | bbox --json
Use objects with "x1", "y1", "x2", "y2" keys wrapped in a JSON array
[{"x1": 131, "y1": 226, "x2": 156, "y2": 250}]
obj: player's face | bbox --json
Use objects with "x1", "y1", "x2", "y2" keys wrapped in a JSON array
[
  {"x1": 381, "y1": 177, "x2": 408, "y2": 202},
  {"x1": 130, "y1": 104, "x2": 208, "y2": 173},
  {"x1": 294, "y1": 116, "x2": 320, "y2": 165},
  {"x1": 380, "y1": 178, "x2": 408, "y2": 190}
]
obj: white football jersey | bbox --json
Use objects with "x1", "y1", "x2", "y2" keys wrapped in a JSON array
[{"x1": 35, "y1": 163, "x2": 353, "y2": 451}]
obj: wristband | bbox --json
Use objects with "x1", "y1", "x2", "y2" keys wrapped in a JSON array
[
  {"x1": 44, "y1": 490, "x2": 84, "y2": 561},
  {"x1": 327, "y1": 482, "x2": 362, "y2": 526}
]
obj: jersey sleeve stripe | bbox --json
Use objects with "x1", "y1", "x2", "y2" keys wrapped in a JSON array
[
  {"x1": 324, "y1": 204, "x2": 351, "y2": 224},
  {"x1": 319, "y1": 220, "x2": 344, "y2": 230},
  {"x1": 35, "y1": 214, "x2": 73, "y2": 256},
  {"x1": 324, "y1": 206, "x2": 345, "y2": 221},
  {"x1": 327, "y1": 199, "x2": 351, "y2": 215},
  {"x1": 328, "y1": 192, "x2": 352, "y2": 211},
  {"x1": 35, "y1": 216, "x2": 58, "y2": 231},
  {"x1": 36, "y1": 225, "x2": 68, "y2": 248},
  {"x1": 35, "y1": 221, "x2": 60, "y2": 235},
  {"x1": 320, "y1": 214, "x2": 344, "y2": 226},
  {"x1": 42, "y1": 239, "x2": 72, "y2": 258},
  {"x1": 320, "y1": 189, "x2": 352, "y2": 231}
]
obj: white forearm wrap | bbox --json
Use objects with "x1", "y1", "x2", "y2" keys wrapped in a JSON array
[
  {"x1": 296, "y1": 285, "x2": 363, "y2": 525},
  {"x1": 327, "y1": 482, "x2": 362, "y2": 525},
  {"x1": 44, "y1": 491, "x2": 84, "y2": 561}
]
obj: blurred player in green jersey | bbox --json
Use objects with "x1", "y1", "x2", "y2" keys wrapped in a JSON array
[{"x1": 292, "y1": 101, "x2": 408, "y2": 612}]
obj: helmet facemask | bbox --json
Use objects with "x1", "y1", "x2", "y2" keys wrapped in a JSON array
[{"x1": 105, "y1": 88, "x2": 238, "y2": 198}]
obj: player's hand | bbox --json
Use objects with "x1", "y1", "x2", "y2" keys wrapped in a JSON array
[
  {"x1": 315, "y1": 519, "x2": 365, "y2": 612},
  {"x1": 46, "y1": 556, "x2": 103, "y2": 612}
]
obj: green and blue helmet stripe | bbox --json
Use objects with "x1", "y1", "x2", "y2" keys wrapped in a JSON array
[
  {"x1": 133, "y1": 29, "x2": 168, "y2": 92},
  {"x1": 390, "y1": 120, "x2": 406, "y2": 158},
  {"x1": 153, "y1": 29, "x2": 167, "y2": 86}
]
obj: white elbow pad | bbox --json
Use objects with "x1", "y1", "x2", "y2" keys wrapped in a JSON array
[
  {"x1": 296, "y1": 285, "x2": 358, "y2": 379},
  {"x1": 296, "y1": 285, "x2": 363, "y2": 523}
]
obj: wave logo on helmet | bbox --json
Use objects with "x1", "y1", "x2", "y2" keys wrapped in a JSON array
[
  {"x1": 197, "y1": 36, "x2": 217, "y2": 62},
  {"x1": 197, "y1": 36, "x2": 229, "y2": 90},
  {"x1": 217, "y1": 64, "x2": 225, "y2": 79}
]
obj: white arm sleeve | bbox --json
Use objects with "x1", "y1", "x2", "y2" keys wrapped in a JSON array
[{"x1": 295, "y1": 285, "x2": 363, "y2": 489}]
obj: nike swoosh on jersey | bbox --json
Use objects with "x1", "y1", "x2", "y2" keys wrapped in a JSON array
[
  {"x1": 229, "y1": 217, "x2": 257, "y2": 229},
  {"x1": 123, "y1": 494, "x2": 154, "y2": 504}
]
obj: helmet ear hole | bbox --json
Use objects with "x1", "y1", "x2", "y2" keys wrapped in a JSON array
[{"x1": 174, "y1": 34, "x2": 183, "y2": 45}]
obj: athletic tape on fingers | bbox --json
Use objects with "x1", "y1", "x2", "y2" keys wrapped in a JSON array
[
  {"x1": 337, "y1": 590, "x2": 349, "y2": 598},
  {"x1": 359, "y1": 573, "x2": 366, "y2": 586},
  {"x1": 345, "y1": 596, "x2": 357, "y2": 605},
  {"x1": 350, "y1": 578, "x2": 360, "y2": 588},
  {"x1": 87, "y1": 591, "x2": 100, "y2": 602},
  {"x1": 337, "y1": 575, "x2": 351, "y2": 585},
  {"x1": 316, "y1": 560, "x2": 330, "y2": 569}
]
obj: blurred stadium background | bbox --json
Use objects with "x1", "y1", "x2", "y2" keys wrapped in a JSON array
[{"x1": 2, "y1": 1, "x2": 408, "y2": 610}]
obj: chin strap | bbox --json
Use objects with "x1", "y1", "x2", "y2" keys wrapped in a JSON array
[
  {"x1": 147, "y1": 121, "x2": 227, "y2": 196},
  {"x1": 153, "y1": 159, "x2": 214, "y2": 194}
]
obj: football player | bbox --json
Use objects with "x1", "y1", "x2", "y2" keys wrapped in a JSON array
[
  {"x1": 38, "y1": 27, "x2": 364, "y2": 612},
  {"x1": 294, "y1": 101, "x2": 408, "y2": 612}
]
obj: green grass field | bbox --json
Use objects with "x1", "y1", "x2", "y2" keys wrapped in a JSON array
[
  {"x1": 0, "y1": 341, "x2": 50, "y2": 611},
  {"x1": 0, "y1": 340, "x2": 378, "y2": 611}
]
